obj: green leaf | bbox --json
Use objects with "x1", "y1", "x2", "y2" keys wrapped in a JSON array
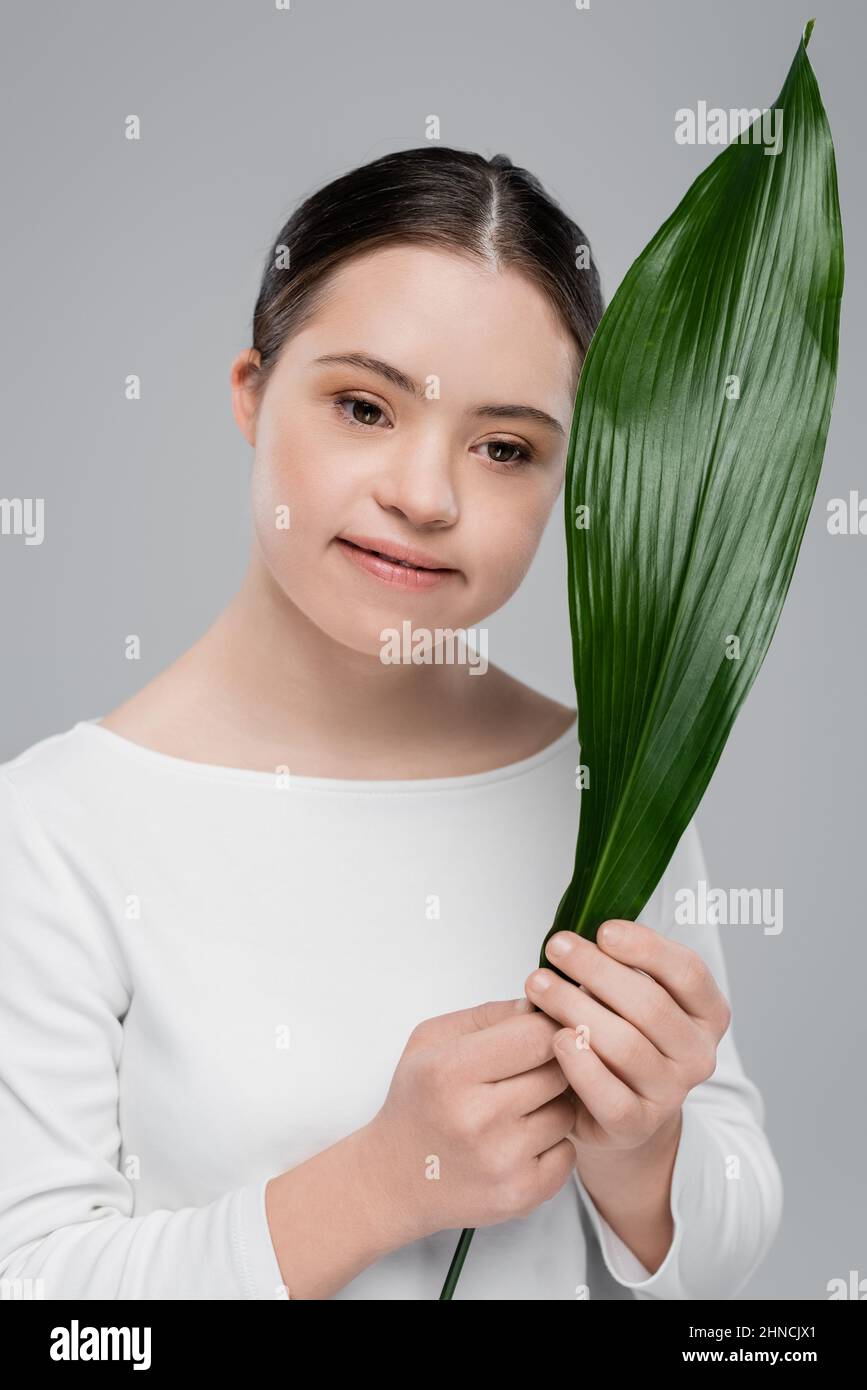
[
  {"x1": 542, "y1": 20, "x2": 843, "y2": 956},
  {"x1": 443, "y1": 21, "x2": 842, "y2": 1301}
]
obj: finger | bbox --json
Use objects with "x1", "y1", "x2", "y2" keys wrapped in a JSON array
[
  {"x1": 402, "y1": 997, "x2": 532, "y2": 1057},
  {"x1": 552, "y1": 1026, "x2": 648, "y2": 1146},
  {"x1": 518, "y1": 1093, "x2": 577, "y2": 1160},
  {"x1": 492, "y1": 1055, "x2": 571, "y2": 1117},
  {"x1": 535, "y1": 1137, "x2": 579, "y2": 1199},
  {"x1": 526, "y1": 968, "x2": 667, "y2": 1100},
  {"x1": 541, "y1": 931, "x2": 698, "y2": 1061},
  {"x1": 595, "y1": 920, "x2": 730, "y2": 1031},
  {"x1": 451, "y1": 1008, "x2": 561, "y2": 1082},
  {"x1": 459, "y1": 996, "x2": 536, "y2": 1034}
]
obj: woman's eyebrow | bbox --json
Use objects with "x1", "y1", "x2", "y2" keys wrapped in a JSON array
[{"x1": 311, "y1": 352, "x2": 566, "y2": 437}]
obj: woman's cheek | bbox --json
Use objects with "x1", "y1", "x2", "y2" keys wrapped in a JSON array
[
  {"x1": 251, "y1": 437, "x2": 324, "y2": 543},
  {"x1": 484, "y1": 515, "x2": 546, "y2": 599},
  {"x1": 250, "y1": 456, "x2": 308, "y2": 598}
]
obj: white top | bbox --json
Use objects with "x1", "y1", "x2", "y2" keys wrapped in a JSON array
[{"x1": 0, "y1": 716, "x2": 783, "y2": 1300}]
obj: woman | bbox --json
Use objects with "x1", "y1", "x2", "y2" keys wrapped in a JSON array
[{"x1": 0, "y1": 146, "x2": 782, "y2": 1300}]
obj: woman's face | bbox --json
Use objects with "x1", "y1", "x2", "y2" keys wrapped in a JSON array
[{"x1": 232, "y1": 243, "x2": 580, "y2": 657}]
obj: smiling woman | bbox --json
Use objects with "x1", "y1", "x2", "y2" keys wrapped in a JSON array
[
  {"x1": 227, "y1": 151, "x2": 603, "y2": 699},
  {"x1": 0, "y1": 145, "x2": 782, "y2": 1303}
]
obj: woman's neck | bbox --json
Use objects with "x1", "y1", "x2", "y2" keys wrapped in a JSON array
[{"x1": 98, "y1": 549, "x2": 575, "y2": 779}]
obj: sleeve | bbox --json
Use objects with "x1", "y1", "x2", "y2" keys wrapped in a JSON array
[
  {"x1": 573, "y1": 814, "x2": 784, "y2": 1300},
  {"x1": 0, "y1": 770, "x2": 288, "y2": 1300}
]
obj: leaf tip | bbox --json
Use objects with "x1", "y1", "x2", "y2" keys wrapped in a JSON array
[{"x1": 803, "y1": 17, "x2": 815, "y2": 49}]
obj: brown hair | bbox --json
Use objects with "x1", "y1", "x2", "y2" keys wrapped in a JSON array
[{"x1": 246, "y1": 145, "x2": 605, "y2": 407}]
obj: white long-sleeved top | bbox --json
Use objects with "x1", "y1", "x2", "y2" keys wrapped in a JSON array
[{"x1": 0, "y1": 716, "x2": 783, "y2": 1300}]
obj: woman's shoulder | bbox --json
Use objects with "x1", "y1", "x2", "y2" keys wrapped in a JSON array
[
  {"x1": 1, "y1": 655, "x2": 191, "y2": 807},
  {"x1": 1, "y1": 719, "x2": 93, "y2": 798},
  {"x1": 0, "y1": 721, "x2": 103, "y2": 874}
]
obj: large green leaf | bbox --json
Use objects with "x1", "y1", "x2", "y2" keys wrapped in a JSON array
[
  {"x1": 442, "y1": 20, "x2": 842, "y2": 1300},
  {"x1": 540, "y1": 18, "x2": 843, "y2": 958}
]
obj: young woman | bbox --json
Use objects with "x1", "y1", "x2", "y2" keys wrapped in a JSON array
[{"x1": 0, "y1": 147, "x2": 782, "y2": 1300}]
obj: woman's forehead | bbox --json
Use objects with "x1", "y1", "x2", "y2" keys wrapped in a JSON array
[{"x1": 290, "y1": 247, "x2": 578, "y2": 416}]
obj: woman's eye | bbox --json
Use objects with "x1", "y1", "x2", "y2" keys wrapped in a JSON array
[
  {"x1": 479, "y1": 440, "x2": 534, "y2": 469},
  {"x1": 334, "y1": 395, "x2": 390, "y2": 428},
  {"x1": 333, "y1": 396, "x2": 533, "y2": 470}
]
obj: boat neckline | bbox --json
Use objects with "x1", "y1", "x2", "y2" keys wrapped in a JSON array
[{"x1": 73, "y1": 714, "x2": 578, "y2": 794}]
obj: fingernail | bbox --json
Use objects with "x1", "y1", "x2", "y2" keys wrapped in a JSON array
[
  {"x1": 601, "y1": 922, "x2": 623, "y2": 946},
  {"x1": 530, "y1": 970, "x2": 552, "y2": 991},
  {"x1": 546, "y1": 934, "x2": 572, "y2": 958}
]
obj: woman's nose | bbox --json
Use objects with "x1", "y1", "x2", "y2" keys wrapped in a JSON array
[{"x1": 372, "y1": 446, "x2": 459, "y2": 528}]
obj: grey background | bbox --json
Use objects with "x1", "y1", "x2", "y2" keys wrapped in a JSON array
[{"x1": 1, "y1": 0, "x2": 863, "y2": 1299}]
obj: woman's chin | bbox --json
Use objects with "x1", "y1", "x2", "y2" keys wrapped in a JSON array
[{"x1": 311, "y1": 608, "x2": 481, "y2": 667}]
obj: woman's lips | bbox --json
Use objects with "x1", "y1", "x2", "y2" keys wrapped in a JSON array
[{"x1": 334, "y1": 537, "x2": 457, "y2": 589}]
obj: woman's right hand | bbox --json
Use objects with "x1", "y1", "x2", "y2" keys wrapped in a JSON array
[{"x1": 356, "y1": 997, "x2": 579, "y2": 1246}]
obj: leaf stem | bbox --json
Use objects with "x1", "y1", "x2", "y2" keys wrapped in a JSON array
[{"x1": 439, "y1": 1227, "x2": 475, "y2": 1300}]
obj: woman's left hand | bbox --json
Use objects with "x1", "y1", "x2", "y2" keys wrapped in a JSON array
[{"x1": 525, "y1": 919, "x2": 732, "y2": 1153}]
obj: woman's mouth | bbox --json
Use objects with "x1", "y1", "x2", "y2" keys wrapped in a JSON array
[{"x1": 334, "y1": 535, "x2": 459, "y2": 589}]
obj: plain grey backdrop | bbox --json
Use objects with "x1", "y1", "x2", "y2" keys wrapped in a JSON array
[{"x1": 1, "y1": 0, "x2": 863, "y2": 1299}]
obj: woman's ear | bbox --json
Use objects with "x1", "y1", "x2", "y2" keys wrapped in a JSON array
[{"x1": 230, "y1": 348, "x2": 262, "y2": 447}]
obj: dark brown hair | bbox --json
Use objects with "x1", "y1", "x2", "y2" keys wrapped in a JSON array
[{"x1": 246, "y1": 145, "x2": 605, "y2": 407}]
